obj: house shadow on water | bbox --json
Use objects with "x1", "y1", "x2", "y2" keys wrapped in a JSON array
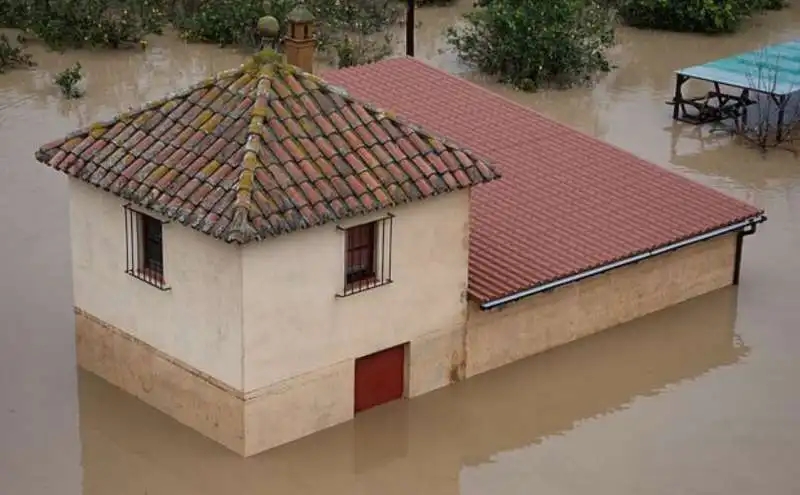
[{"x1": 76, "y1": 287, "x2": 746, "y2": 495}]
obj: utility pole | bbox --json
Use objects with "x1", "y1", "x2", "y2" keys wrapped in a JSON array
[{"x1": 406, "y1": 0, "x2": 415, "y2": 57}]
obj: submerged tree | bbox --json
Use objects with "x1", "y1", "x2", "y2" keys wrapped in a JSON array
[
  {"x1": 54, "y1": 62, "x2": 85, "y2": 99},
  {"x1": 0, "y1": 0, "x2": 165, "y2": 50},
  {"x1": 447, "y1": 0, "x2": 616, "y2": 91},
  {"x1": 175, "y1": 0, "x2": 401, "y2": 67},
  {"x1": 617, "y1": 0, "x2": 787, "y2": 34},
  {"x1": 735, "y1": 50, "x2": 800, "y2": 152}
]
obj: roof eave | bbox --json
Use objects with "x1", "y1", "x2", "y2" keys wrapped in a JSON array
[{"x1": 475, "y1": 213, "x2": 767, "y2": 311}]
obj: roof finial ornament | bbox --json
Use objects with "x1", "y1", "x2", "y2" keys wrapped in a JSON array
[{"x1": 257, "y1": 14, "x2": 281, "y2": 51}]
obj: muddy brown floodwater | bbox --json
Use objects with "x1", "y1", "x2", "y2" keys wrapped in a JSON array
[{"x1": 2, "y1": 3, "x2": 800, "y2": 494}]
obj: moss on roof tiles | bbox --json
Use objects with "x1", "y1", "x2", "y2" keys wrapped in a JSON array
[{"x1": 33, "y1": 52, "x2": 500, "y2": 245}]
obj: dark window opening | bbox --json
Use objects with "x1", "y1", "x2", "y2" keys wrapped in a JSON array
[
  {"x1": 141, "y1": 214, "x2": 164, "y2": 276},
  {"x1": 124, "y1": 205, "x2": 169, "y2": 290},
  {"x1": 346, "y1": 222, "x2": 376, "y2": 285},
  {"x1": 339, "y1": 215, "x2": 393, "y2": 297}
]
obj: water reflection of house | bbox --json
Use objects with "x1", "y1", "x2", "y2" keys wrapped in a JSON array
[
  {"x1": 76, "y1": 288, "x2": 746, "y2": 495},
  {"x1": 667, "y1": 123, "x2": 800, "y2": 191},
  {"x1": 34, "y1": 8, "x2": 764, "y2": 456}
]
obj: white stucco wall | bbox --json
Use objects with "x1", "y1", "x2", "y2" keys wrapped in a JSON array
[
  {"x1": 241, "y1": 190, "x2": 471, "y2": 392},
  {"x1": 68, "y1": 179, "x2": 244, "y2": 390}
]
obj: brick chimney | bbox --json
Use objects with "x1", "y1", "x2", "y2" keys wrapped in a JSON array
[{"x1": 284, "y1": 4, "x2": 316, "y2": 73}]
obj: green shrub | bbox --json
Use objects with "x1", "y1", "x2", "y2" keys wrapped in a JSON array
[
  {"x1": 174, "y1": 0, "x2": 269, "y2": 46},
  {"x1": 54, "y1": 62, "x2": 85, "y2": 98},
  {"x1": 447, "y1": 0, "x2": 616, "y2": 91},
  {"x1": 0, "y1": 0, "x2": 402, "y2": 68},
  {"x1": 313, "y1": 0, "x2": 402, "y2": 66},
  {"x1": 333, "y1": 32, "x2": 393, "y2": 68},
  {"x1": 0, "y1": 0, "x2": 28, "y2": 27},
  {"x1": 0, "y1": 0, "x2": 166, "y2": 49},
  {"x1": 414, "y1": 0, "x2": 457, "y2": 5},
  {"x1": 175, "y1": 0, "x2": 400, "y2": 47},
  {"x1": 175, "y1": 0, "x2": 401, "y2": 67},
  {"x1": 617, "y1": 0, "x2": 786, "y2": 34},
  {"x1": 753, "y1": 0, "x2": 787, "y2": 10}
]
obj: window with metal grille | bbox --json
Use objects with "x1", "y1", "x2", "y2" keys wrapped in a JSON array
[
  {"x1": 339, "y1": 215, "x2": 393, "y2": 297},
  {"x1": 124, "y1": 205, "x2": 169, "y2": 290}
]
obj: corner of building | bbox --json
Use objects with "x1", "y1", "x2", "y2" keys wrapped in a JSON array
[
  {"x1": 74, "y1": 307, "x2": 247, "y2": 455},
  {"x1": 242, "y1": 359, "x2": 355, "y2": 457}
]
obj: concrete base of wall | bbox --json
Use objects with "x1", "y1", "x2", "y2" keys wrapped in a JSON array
[
  {"x1": 75, "y1": 308, "x2": 360, "y2": 456},
  {"x1": 242, "y1": 360, "x2": 354, "y2": 456},
  {"x1": 75, "y1": 307, "x2": 465, "y2": 457},
  {"x1": 75, "y1": 233, "x2": 738, "y2": 457},
  {"x1": 75, "y1": 308, "x2": 247, "y2": 454}
]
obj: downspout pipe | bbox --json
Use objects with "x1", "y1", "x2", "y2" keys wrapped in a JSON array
[
  {"x1": 733, "y1": 216, "x2": 761, "y2": 284},
  {"x1": 480, "y1": 215, "x2": 767, "y2": 311},
  {"x1": 406, "y1": 0, "x2": 415, "y2": 57}
]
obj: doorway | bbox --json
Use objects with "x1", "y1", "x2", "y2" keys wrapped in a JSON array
[{"x1": 354, "y1": 344, "x2": 406, "y2": 414}]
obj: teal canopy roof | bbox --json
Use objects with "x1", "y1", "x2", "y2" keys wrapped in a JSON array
[{"x1": 677, "y1": 40, "x2": 800, "y2": 96}]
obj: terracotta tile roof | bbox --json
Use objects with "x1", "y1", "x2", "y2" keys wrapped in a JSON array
[
  {"x1": 34, "y1": 51, "x2": 499, "y2": 244},
  {"x1": 326, "y1": 57, "x2": 765, "y2": 304}
]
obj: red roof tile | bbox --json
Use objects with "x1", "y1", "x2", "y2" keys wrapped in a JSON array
[
  {"x1": 325, "y1": 57, "x2": 764, "y2": 304},
  {"x1": 34, "y1": 51, "x2": 499, "y2": 244}
]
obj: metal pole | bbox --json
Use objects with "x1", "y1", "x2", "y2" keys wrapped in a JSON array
[{"x1": 406, "y1": 0, "x2": 415, "y2": 57}]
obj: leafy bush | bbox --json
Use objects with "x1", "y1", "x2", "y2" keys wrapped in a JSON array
[
  {"x1": 447, "y1": 0, "x2": 616, "y2": 91},
  {"x1": 175, "y1": 0, "x2": 401, "y2": 66},
  {"x1": 174, "y1": 0, "x2": 269, "y2": 46},
  {"x1": 0, "y1": 33, "x2": 35, "y2": 73},
  {"x1": 617, "y1": 0, "x2": 786, "y2": 34},
  {"x1": 0, "y1": 0, "x2": 402, "y2": 68},
  {"x1": 313, "y1": 0, "x2": 402, "y2": 66},
  {"x1": 176, "y1": 0, "x2": 399, "y2": 46},
  {"x1": 311, "y1": 0, "x2": 401, "y2": 44},
  {"x1": 333, "y1": 32, "x2": 393, "y2": 68},
  {"x1": 55, "y1": 62, "x2": 85, "y2": 98},
  {"x1": 0, "y1": 0, "x2": 28, "y2": 27},
  {"x1": 0, "y1": 0, "x2": 166, "y2": 49},
  {"x1": 415, "y1": 0, "x2": 457, "y2": 5},
  {"x1": 753, "y1": 0, "x2": 787, "y2": 10}
]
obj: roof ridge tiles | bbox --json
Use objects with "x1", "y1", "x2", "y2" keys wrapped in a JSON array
[{"x1": 227, "y1": 75, "x2": 272, "y2": 243}]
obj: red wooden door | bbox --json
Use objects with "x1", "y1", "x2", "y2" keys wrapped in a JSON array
[{"x1": 354, "y1": 345, "x2": 405, "y2": 414}]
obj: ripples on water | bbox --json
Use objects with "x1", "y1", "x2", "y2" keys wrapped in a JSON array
[{"x1": 1, "y1": 3, "x2": 799, "y2": 494}]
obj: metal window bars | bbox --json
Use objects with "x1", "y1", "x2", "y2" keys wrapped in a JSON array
[
  {"x1": 123, "y1": 205, "x2": 170, "y2": 291},
  {"x1": 337, "y1": 214, "x2": 394, "y2": 297}
]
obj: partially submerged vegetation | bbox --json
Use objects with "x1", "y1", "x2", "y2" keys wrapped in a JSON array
[
  {"x1": 735, "y1": 50, "x2": 800, "y2": 152},
  {"x1": 0, "y1": 0, "x2": 403, "y2": 69},
  {"x1": 446, "y1": 0, "x2": 790, "y2": 91},
  {"x1": 54, "y1": 62, "x2": 85, "y2": 99},
  {"x1": 616, "y1": 0, "x2": 787, "y2": 34},
  {"x1": 0, "y1": 33, "x2": 34, "y2": 73},
  {"x1": 447, "y1": 0, "x2": 616, "y2": 91},
  {"x1": 0, "y1": 0, "x2": 792, "y2": 93},
  {"x1": 0, "y1": 0, "x2": 165, "y2": 50}
]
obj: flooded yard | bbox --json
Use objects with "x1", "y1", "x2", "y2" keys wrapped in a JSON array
[{"x1": 2, "y1": 2, "x2": 800, "y2": 494}]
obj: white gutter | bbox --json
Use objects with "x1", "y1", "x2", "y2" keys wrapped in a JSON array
[{"x1": 480, "y1": 215, "x2": 767, "y2": 311}]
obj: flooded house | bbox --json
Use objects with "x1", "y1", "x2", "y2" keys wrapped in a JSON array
[{"x1": 33, "y1": 7, "x2": 765, "y2": 457}]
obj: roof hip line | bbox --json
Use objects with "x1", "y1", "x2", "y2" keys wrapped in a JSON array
[{"x1": 226, "y1": 76, "x2": 272, "y2": 244}]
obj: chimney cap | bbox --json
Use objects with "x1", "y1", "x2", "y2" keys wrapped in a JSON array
[{"x1": 287, "y1": 4, "x2": 315, "y2": 23}]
